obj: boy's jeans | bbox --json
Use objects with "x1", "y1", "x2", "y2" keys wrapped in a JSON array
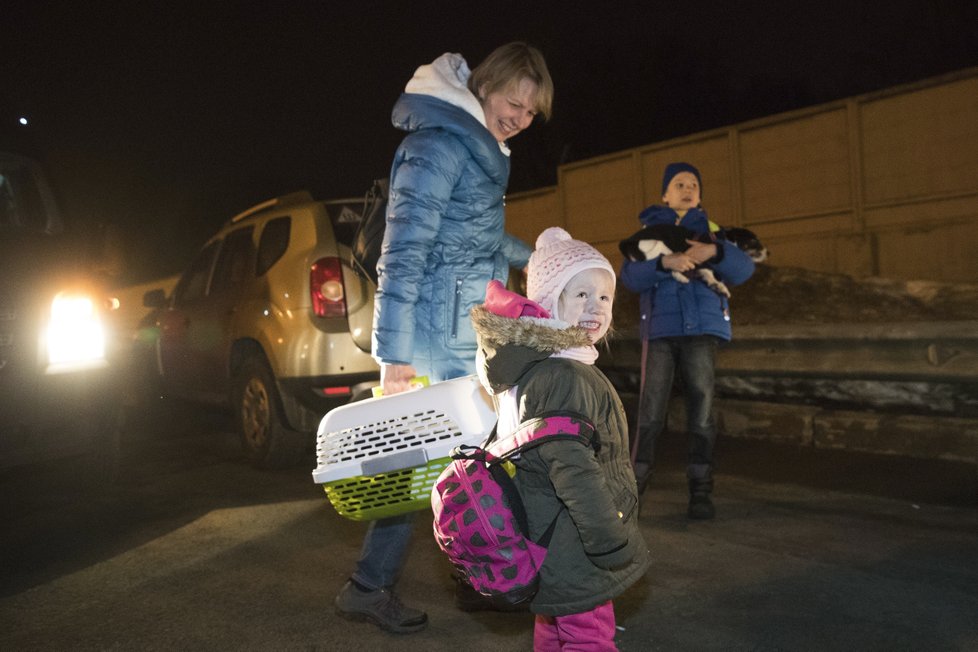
[{"x1": 634, "y1": 335, "x2": 719, "y2": 479}]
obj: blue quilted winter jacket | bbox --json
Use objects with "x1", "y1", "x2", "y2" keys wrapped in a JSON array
[
  {"x1": 372, "y1": 92, "x2": 532, "y2": 372},
  {"x1": 619, "y1": 204, "x2": 755, "y2": 342}
]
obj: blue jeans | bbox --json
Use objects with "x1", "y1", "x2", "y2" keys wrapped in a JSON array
[
  {"x1": 635, "y1": 335, "x2": 718, "y2": 482},
  {"x1": 350, "y1": 356, "x2": 472, "y2": 590}
]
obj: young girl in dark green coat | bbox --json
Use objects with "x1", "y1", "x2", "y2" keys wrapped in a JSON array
[{"x1": 471, "y1": 227, "x2": 650, "y2": 651}]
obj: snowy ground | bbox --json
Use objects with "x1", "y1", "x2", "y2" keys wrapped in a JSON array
[
  {"x1": 615, "y1": 264, "x2": 978, "y2": 329},
  {"x1": 731, "y1": 265, "x2": 978, "y2": 325}
]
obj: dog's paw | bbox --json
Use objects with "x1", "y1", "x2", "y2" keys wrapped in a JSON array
[{"x1": 697, "y1": 269, "x2": 731, "y2": 297}]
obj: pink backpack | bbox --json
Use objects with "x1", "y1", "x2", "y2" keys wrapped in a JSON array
[{"x1": 431, "y1": 412, "x2": 596, "y2": 609}]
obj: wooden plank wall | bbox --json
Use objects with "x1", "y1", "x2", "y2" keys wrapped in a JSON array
[{"x1": 505, "y1": 68, "x2": 978, "y2": 283}]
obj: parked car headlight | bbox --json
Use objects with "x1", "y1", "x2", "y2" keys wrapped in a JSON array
[{"x1": 45, "y1": 291, "x2": 108, "y2": 373}]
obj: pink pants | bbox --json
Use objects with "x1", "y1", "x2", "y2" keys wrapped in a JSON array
[{"x1": 533, "y1": 600, "x2": 617, "y2": 651}]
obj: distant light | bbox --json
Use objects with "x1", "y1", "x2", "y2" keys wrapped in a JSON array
[{"x1": 19, "y1": 117, "x2": 28, "y2": 126}]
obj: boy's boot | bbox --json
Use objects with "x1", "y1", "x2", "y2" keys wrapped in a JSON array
[{"x1": 687, "y1": 464, "x2": 715, "y2": 520}]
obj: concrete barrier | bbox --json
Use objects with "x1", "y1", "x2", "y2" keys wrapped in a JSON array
[
  {"x1": 601, "y1": 322, "x2": 978, "y2": 468},
  {"x1": 641, "y1": 397, "x2": 978, "y2": 465}
]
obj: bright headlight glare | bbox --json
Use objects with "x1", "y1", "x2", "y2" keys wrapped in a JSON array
[{"x1": 46, "y1": 293, "x2": 107, "y2": 371}]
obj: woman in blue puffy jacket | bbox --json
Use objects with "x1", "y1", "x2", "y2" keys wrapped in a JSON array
[
  {"x1": 374, "y1": 43, "x2": 553, "y2": 391},
  {"x1": 335, "y1": 43, "x2": 554, "y2": 634}
]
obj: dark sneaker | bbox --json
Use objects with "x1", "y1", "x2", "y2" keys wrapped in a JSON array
[
  {"x1": 335, "y1": 581, "x2": 428, "y2": 634},
  {"x1": 688, "y1": 493, "x2": 715, "y2": 520}
]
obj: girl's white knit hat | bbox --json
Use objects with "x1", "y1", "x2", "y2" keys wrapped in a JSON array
[{"x1": 526, "y1": 227, "x2": 616, "y2": 319}]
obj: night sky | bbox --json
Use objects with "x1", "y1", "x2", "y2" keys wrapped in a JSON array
[{"x1": 4, "y1": 1, "x2": 978, "y2": 283}]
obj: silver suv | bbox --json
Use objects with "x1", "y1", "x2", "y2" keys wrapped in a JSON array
[{"x1": 142, "y1": 190, "x2": 378, "y2": 468}]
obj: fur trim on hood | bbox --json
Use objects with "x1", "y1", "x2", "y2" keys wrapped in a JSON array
[
  {"x1": 472, "y1": 304, "x2": 594, "y2": 394},
  {"x1": 471, "y1": 305, "x2": 591, "y2": 352}
]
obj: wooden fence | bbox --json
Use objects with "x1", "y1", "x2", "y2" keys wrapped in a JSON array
[{"x1": 506, "y1": 66, "x2": 978, "y2": 284}]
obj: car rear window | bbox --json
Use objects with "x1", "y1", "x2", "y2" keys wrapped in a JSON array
[
  {"x1": 328, "y1": 201, "x2": 362, "y2": 246},
  {"x1": 257, "y1": 216, "x2": 290, "y2": 276}
]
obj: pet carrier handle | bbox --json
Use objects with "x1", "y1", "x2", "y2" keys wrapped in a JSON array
[
  {"x1": 361, "y1": 448, "x2": 429, "y2": 475},
  {"x1": 371, "y1": 375, "x2": 430, "y2": 398}
]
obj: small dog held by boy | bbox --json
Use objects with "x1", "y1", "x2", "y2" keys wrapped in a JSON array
[{"x1": 619, "y1": 224, "x2": 767, "y2": 297}]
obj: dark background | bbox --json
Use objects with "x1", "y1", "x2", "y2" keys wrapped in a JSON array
[{"x1": 4, "y1": 1, "x2": 978, "y2": 283}]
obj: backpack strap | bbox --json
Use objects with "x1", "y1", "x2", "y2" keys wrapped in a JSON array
[
  {"x1": 495, "y1": 412, "x2": 594, "y2": 547},
  {"x1": 453, "y1": 412, "x2": 595, "y2": 465},
  {"x1": 485, "y1": 411, "x2": 596, "y2": 461},
  {"x1": 447, "y1": 412, "x2": 596, "y2": 549}
]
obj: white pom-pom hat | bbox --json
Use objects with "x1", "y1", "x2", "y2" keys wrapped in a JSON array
[{"x1": 526, "y1": 227, "x2": 616, "y2": 320}]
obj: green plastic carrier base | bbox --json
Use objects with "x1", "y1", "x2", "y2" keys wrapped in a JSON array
[{"x1": 322, "y1": 456, "x2": 453, "y2": 521}]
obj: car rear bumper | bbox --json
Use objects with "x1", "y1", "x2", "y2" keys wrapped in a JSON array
[{"x1": 278, "y1": 371, "x2": 380, "y2": 431}]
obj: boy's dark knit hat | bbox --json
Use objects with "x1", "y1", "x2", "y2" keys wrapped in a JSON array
[{"x1": 662, "y1": 162, "x2": 702, "y2": 197}]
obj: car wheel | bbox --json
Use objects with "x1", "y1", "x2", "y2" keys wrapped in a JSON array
[{"x1": 233, "y1": 356, "x2": 307, "y2": 469}]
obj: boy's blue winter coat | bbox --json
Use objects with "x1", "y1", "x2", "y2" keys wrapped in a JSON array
[{"x1": 619, "y1": 205, "x2": 755, "y2": 341}]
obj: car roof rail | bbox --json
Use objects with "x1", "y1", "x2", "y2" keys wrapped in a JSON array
[
  {"x1": 230, "y1": 190, "x2": 314, "y2": 224},
  {"x1": 321, "y1": 196, "x2": 362, "y2": 206}
]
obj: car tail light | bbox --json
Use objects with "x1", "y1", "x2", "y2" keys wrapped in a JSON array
[
  {"x1": 319, "y1": 386, "x2": 352, "y2": 397},
  {"x1": 310, "y1": 257, "x2": 347, "y2": 318}
]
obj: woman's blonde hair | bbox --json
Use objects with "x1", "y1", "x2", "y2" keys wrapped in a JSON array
[{"x1": 468, "y1": 42, "x2": 553, "y2": 121}]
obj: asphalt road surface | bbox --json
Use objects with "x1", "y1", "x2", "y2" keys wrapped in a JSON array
[{"x1": 1, "y1": 401, "x2": 976, "y2": 651}]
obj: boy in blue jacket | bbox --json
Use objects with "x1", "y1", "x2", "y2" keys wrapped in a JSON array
[{"x1": 620, "y1": 162, "x2": 755, "y2": 519}]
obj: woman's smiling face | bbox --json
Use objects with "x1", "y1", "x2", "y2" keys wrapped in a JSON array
[
  {"x1": 557, "y1": 268, "x2": 615, "y2": 343},
  {"x1": 480, "y1": 77, "x2": 540, "y2": 143}
]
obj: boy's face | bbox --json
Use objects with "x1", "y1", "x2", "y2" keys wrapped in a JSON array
[
  {"x1": 662, "y1": 171, "x2": 701, "y2": 210},
  {"x1": 557, "y1": 268, "x2": 615, "y2": 343}
]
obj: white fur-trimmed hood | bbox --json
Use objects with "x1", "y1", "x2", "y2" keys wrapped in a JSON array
[{"x1": 404, "y1": 53, "x2": 510, "y2": 156}]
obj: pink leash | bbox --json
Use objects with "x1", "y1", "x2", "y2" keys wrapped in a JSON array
[{"x1": 629, "y1": 335, "x2": 648, "y2": 465}]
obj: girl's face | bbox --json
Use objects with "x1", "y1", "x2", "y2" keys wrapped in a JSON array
[
  {"x1": 480, "y1": 77, "x2": 539, "y2": 143},
  {"x1": 557, "y1": 268, "x2": 615, "y2": 343}
]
